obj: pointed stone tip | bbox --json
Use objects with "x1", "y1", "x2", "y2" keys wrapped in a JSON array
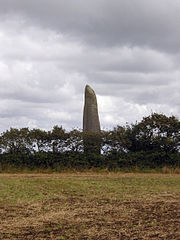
[
  {"x1": 85, "y1": 84, "x2": 91, "y2": 90},
  {"x1": 85, "y1": 85, "x2": 95, "y2": 95}
]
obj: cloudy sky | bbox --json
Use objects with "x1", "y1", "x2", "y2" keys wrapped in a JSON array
[{"x1": 0, "y1": 0, "x2": 180, "y2": 132}]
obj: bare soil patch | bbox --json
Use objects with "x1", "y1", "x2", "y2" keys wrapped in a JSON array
[{"x1": 0, "y1": 173, "x2": 179, "y2": 239}]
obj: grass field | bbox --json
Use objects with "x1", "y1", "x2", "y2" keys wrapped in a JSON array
[{"x1": 0, "y1": 173, "x2": 179, "y2": 240}]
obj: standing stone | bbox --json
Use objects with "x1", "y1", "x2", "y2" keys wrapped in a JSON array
[
  {"x1": 83, "y1": 85, "x2": 101, "y2": 154},
  {"x1": 83, "y1": 85, "x2": 101, "y2": 133}
]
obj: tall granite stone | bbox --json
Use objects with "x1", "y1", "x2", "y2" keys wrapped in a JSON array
[
  {"x1": 83, "y1": 85, "x2": 100, "y2": 133},
  {"x1": 83, "y1": 85, "x2": 101, "y2": 154}
]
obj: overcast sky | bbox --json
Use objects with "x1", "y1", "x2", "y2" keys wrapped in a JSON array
[{"x1": 0, "y1": 0, "x2": 180, "y2": 132}]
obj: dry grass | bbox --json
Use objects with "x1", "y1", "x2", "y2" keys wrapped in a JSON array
[{"x1": 0, "y1": 173, "x2": 179, "y2": 239}]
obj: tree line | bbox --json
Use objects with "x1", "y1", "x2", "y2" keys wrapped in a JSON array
[{"x1": 0, "y1": 113, "x2": 179, "y2": 170}]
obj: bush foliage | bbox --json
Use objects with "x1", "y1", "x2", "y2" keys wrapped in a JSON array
[{"x1": 0, "y1": 113, "x2": 179, "y2": 170}]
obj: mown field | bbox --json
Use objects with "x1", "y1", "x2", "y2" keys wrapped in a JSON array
[{"x1": 0, "y1": 173, "x2": 179, "y2": 240}]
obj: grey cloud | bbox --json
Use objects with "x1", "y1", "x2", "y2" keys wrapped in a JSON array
[
  {"x1": 64, "y1": 46, "x2": 175, "y2": 74},
  {"x1": 0, "y1": 96, "x2": 83, "y2": 132},
  {"x1": 0, "y1": 0, "x2": 180, "y2": 52}
]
